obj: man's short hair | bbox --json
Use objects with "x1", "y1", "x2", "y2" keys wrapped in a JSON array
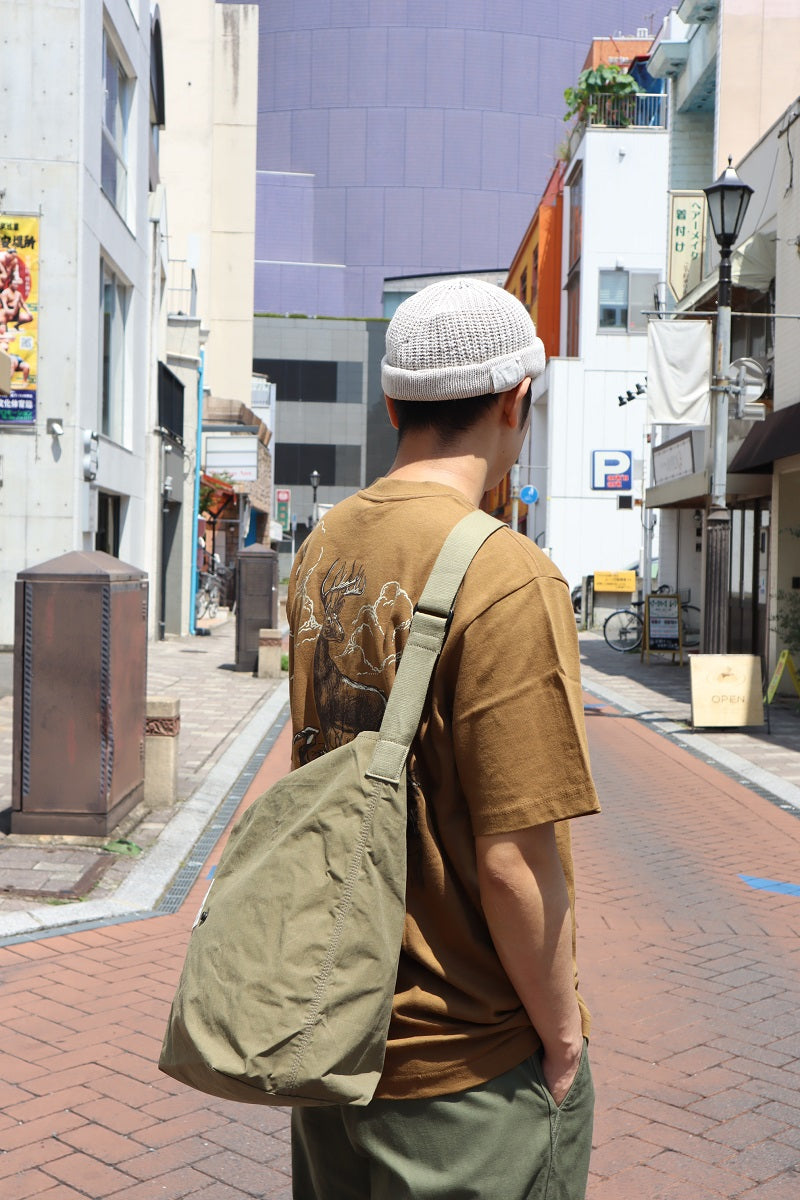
[
  {"x1": 394, "y1": 380, "x2": 532, "y2": 444},
  {"x1": 393, "y1": 392, "x2": 501, "y2": 443}
]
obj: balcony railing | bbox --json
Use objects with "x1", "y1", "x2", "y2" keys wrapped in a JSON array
[{"x1": 586, "y1": 92, "x2": 668, "y2": 130}]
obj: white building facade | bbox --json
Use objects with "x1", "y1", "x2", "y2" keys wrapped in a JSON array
[
  {"x1": 522, "y1": 103, "x2": 670, "y2": 602},
  {"x1": 0, "y1": 0, "x2": 164, "y2": 645},
  {"x1": 646, "y1": 1, "x2": 800, "y2": 661}
]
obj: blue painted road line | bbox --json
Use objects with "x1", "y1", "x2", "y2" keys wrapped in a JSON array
[{"x1": 740, "y1": 874, "x2": 800, "y2": 896}]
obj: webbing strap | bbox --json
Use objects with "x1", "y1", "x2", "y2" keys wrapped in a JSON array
[{"x1": 366, "y1": 509, "x2": 503, "y2": 783}]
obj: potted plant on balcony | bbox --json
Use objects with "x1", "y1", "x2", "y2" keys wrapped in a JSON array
[{"x1": 563, "y1": 64, "x2": 641, "y2": 128}]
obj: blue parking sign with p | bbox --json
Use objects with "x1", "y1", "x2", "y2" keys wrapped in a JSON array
[{"x1": 592, "y1": 450, "x2": 632, "y2": 491}]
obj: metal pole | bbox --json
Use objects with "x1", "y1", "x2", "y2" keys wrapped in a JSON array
[
  {"x1": 703, "y1": 248, "x2": 732, "y2": 654},
  {"x1": 510, "y1": 463, "x2": 520, "y2": 532},
  {"x1": 188, "y1": 347, "x2": 205, "y2": 637}
]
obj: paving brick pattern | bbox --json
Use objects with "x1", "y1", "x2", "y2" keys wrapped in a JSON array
[
  {"x1": 0, "y1": 724, "x2": 296, "y2": 1200},
  {"x1": 578, "y1": 707, "x2": 800, "y2": 1199},
  {"x1": 0, "y1": 698, "x2": 798, "y2": 1196}
]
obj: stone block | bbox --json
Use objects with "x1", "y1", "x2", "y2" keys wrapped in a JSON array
[
  {"x1": 257, "y1": 628, "x2": 283, "y2": 679},
  {"x1": 145, "y1": 696, "x2": 180, "y2": 808}
]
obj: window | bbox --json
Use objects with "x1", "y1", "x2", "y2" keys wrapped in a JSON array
[
  {"x1": 253, "y1": 358, "x2": 363, "y2": 403},
  {"x1": 566, "y1": 272, "x2": 580, "y2": 356},
  {"x1": 102, "y1": 30, "x2": 131, "y2": 218},
  {"x1": 530, "y1": 246, "x2": 539, "y2": 306},
  {"x1": 96, "y1": 492, "x2": 122, "y2": 556},
  {"x1": 100, "y1": 260, "x2": 130, "y2": 443},
  {"x1": 520, "y1": 269, "x2": 528, "y2": 306},
  {"x1": 275, "y1": 442, "x2": 361, "y2": 489},
  {"x1": 568, "y1": 167, "x2": 583, "y2": 270},
  {"x1": 598, "y1": 270, "x2": 660, "y2": 333}
]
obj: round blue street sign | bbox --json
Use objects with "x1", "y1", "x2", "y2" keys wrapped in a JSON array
[{"x1": 520, "y1": 485, "x2": 539, "y2": 505}]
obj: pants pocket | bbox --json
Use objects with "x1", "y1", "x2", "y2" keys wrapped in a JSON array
[{"x1": 547, "y1": 1043, "x2": 594, "y2": 1200}]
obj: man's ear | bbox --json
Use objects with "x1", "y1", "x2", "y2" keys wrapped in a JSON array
[
  {"x1": 500, "y1": 377, "x2": 531, "y2": 429},
  {"x1": 385, "y1": 394, "x2": 400, "y2": 430}
]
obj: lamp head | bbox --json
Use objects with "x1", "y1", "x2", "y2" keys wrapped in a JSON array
[{"x1": 703, "y1": 157, "x2": 754, "y2": 250}]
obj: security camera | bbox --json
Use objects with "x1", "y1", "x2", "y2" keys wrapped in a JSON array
[{"x1": 47, "y1": 419, "x2": 64, "y2": 437}]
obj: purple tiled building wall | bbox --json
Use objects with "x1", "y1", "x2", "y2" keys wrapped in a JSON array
[{"x1": 245, "y1": 1, "x2": 658, "y2": 317}]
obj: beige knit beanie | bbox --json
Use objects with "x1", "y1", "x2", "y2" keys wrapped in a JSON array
[{"x1": 381, "y1": 277, "x2": 545, "y2": 402}]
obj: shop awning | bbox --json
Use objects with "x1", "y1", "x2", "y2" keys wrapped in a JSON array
[
  {"x1": 728, "y1": 403, "x2": 800, "y2": 474},
  {"x1": 200, "y1": 472, "x2": 238, "y2": 520},
  {"x1": 676, "y1": 229, "x2": 777, "y2": 312}
]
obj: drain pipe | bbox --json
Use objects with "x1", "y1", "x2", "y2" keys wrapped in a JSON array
[{"x1": 189, "y1": 347, "x2": 205, "y2": 635}]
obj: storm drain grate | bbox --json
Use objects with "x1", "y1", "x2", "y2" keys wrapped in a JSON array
[{"x1": 156, "y1": 704, "x2": 290, "y2": 914}]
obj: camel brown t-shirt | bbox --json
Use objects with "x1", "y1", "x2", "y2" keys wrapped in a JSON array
[{"x1": 287, "y1": 477, "x2": 600, "y2": 1100}]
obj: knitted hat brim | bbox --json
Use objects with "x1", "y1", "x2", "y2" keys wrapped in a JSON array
[{"x1": 381, "y1": 340, "x2": 546, "y2": 402}]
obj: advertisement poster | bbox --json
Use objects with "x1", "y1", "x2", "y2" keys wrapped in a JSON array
[
  {"x1": 0, "y1": 214, "x2": 39, "y2": 425},
  {"x1": 667, "y1": 192, "x2": 706, "y2": 302}
]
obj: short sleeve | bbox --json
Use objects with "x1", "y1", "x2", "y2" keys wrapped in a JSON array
[{"x1": 453, "y1": 573, "x2": 600, "y2": 836}]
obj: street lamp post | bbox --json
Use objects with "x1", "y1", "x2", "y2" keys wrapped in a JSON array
[
  {"x1": 702, "y1": 158, "x2": 753, "y2": 655},
  {"x1": 309, "y1": 469, "x2": 320, "y2": 528}
]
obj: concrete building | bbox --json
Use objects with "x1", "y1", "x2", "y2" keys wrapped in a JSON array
[
  {"x1": 720, "y1": 103, "x2": 800, "y2": 677},
  {"x1": 157, "y1": 0, "x2": 262, "y2": 622},
  {"x1": 514, "y1": 40, "x2": 669, "y2": 601},
  {"x1": 0, "y1": 0, "x2": 165, "y2": 647},
  {"x1": 253, "y1": 313, "x2": 389, "y2": 570},
  {"x1": 644, "y1": 2, "x2": 800, "y2": 660},
  {"x1": 242, "y1": 1, "x2": 659, "y2": 318}
]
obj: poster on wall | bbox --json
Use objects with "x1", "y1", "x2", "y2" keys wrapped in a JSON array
[
  {"x1": 667, "y1": 191, "x2": 706, "y2": 302},
  {"x1": 0, "y1": 214, "x2": 39, "y2": 425}
]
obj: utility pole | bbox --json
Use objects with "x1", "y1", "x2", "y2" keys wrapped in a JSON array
[
  {"x1": 510, "y1": 463, "x2": 520, "y2": 532},
  {"x1": 702, "y1": 159, "x2": 753, "y2": 654}
]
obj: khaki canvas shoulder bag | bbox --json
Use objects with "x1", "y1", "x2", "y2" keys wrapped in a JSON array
[{"x1": 159, "y1": 509, "x2": 503, "y2": 1107}]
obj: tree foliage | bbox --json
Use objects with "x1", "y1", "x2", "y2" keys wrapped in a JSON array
[{"x1": 563, "y1": 65, "x2": 640, "y2": 122}]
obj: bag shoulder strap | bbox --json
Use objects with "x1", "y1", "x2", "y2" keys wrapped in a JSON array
[{"x1": 366, "y1": 509, "x2": 504, "y2": 783}]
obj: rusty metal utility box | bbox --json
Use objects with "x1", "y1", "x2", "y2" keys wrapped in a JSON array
[
  {"x1": 12, "y1": 551, "x2": 148, "y2": 836},
  {"x1": 235, "y1": 545, "x2": 279, "y2": 672}
]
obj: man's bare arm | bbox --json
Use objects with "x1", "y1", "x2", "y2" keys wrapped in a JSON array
[{"x1": 475, "y1": 823, "x2": 583, "y2": 1104}]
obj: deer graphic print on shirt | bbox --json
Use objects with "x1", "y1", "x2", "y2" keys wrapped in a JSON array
[{"x1": 290, "y1": 531, "x2": 413, "y2": 764}]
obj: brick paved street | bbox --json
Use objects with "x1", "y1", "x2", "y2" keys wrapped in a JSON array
[{"x1": 0, "y1": 692, "x2": 799, "y2": 1197}]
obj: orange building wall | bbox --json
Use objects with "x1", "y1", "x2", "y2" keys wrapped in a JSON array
[
  {"x1": 505, "y1": 161, "x2": 564, "y2": 355},
  {"x1": 581, "y1": 36, "x2": 652, "y2": 71},
  {"x1": 484, "y1": 164, "x2": 565, "y2": 525}
]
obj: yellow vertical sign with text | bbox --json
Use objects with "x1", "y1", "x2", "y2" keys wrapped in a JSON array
[{"x1": 0, "y1": 214, "x2": 39, "y2": 425}]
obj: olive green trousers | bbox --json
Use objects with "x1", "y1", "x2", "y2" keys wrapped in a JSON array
[{"x1": 291, "y1": 1042, "x2": 594, "y2": 1200}]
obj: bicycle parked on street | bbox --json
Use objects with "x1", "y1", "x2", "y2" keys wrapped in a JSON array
[
  {"x1": 194, "y1": 555, "x2": 232, "y2": 622},
  {"x1": 603, "y1": 588, "x2": 701, "y2": 652}
]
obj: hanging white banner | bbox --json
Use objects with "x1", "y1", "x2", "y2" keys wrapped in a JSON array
[{"x1": 646, "y1": 320, "x2": 712, "y2": 425}]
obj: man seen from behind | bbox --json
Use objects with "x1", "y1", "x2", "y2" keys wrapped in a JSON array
[{"x1": 287, "y1": 278, "x2": 601, "y2": 1200}]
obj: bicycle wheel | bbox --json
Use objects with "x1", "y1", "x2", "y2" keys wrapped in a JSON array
[
  {"x1": 195, "y1": 586, "x2": 210, "y2": 621},
  {"x1": 681, "y1": 604, "x2": 701, "y2": 648},
  {"x1": 603, "y1": 609, "x2": 644, "y2": 652},
  {"x1": 206, "y1": 582, "x2": 221, "y2": 619}
]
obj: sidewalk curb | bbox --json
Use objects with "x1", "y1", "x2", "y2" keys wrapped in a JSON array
[
  {"x1": 582, "y1": 670, "x2": 800, "y2": 813},
  {"x1": 0, "y1": 681, "x2": 290, "y2": 940}
]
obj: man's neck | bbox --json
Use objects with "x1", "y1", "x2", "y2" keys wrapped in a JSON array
[{"x1": 386, "y1": 440, "x2": 490, "y2": 507}]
